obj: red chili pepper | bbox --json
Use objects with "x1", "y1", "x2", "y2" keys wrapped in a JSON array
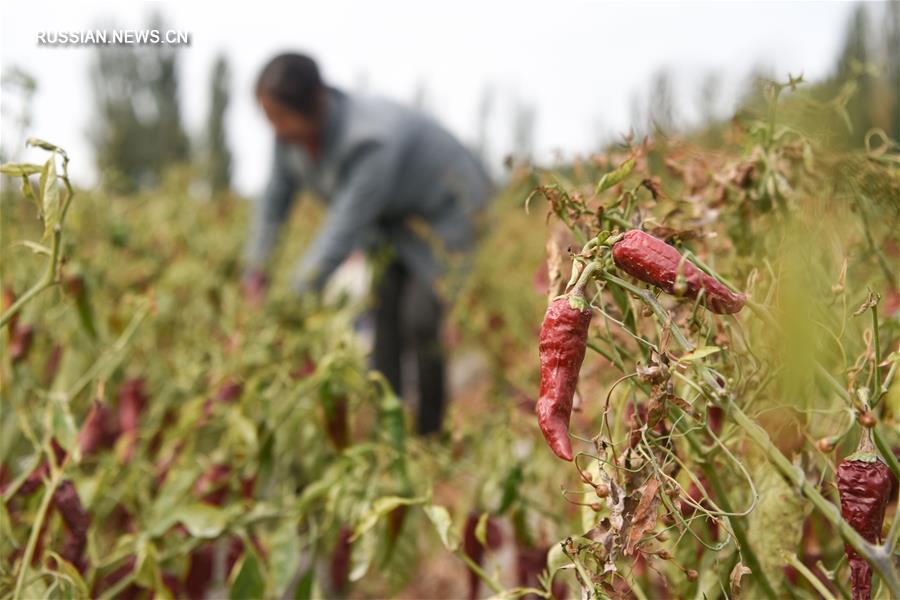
[
  {"x1": 185, "y1": 544, "x2": 214, "y2": 600},
  {"x1": 9, "y1": 324, "x2": 34, "y2": 365},
  {"x1": 612, "y1": 230, "x2": 745, "y2": 314},
  {"x1": 331, "y1": 526, "x2": 353, "y2": 595},
  {"x1": 462, "y1": 512, "x2": 503, "y2": 600},
  {"x1": 320, "y1": 381, "x2": 350, "y2": 452},
  {"x1": 118, "y1": 378, "x2": 147, "y2": 462},
  {"x1": 194, "y1": 463, "x2": 232, "y2": 506},
  {"x1": 92, "y1": 555, "x2": 138, "y2": 599},
  {"x1": 837, "y1": 433, "x2": 893, "y2": 600},
  {"x1": 118, "y1": 378, "x2": 147, "y2": 430},
  {"x1": 52, "y1": 480, "x2": 91, "y2": 573},
  {"x1": 44, "y1": 344, "x2": 64, "y2": 382},
  {"x1": 78, "y1": 400, "x2": 120, "y2": 456},
  {"x1": 536, "y1": 289, "x2": 592, "y2": 461}
]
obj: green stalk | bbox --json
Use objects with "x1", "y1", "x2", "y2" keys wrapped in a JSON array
[
  {"x1": 606, "y1": 275, "x2": 899, "y2": 596},
  {"x1": 784, "y1": 553, "x2": 836, "y2": 600},
  {"x1": 457, "y1": 549, "x2": 505, "y2": 595},
  {"x1": 729, "y1": 401, "x2": 899, "y2": 597},
  {"x1": 0, "y1": 225, "x2": 61, "y2": 329},
  {"x1": 13, "y1": 472, "x2": 61, "y2": 600},
  {"x1": 870, "y1": 304, "x2": 882, "y2": 407},
  {"x1": 680, "y1": 424, "x2": 777, "y2": 600}
]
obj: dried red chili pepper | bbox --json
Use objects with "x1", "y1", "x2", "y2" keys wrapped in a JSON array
[
  {"x1": 185, "y1": 544, "x2": 214, "y2": 600},
  {"x1": 320, "y1": 381, "x2": 350, "y2": 452},
  {"x1": 837, "y1": 433, "x2": 892, "y2": 600},
  {"x1": 331, "y1": 526, "x2": 353, "y2": 595},
  {"x1": 78, "y1": 400, "x2": 120, "y2": 456},
  {"x1": 611, "y1": 229, "x2": 745, "y2": 314},
  {"x1": 536, "y1": 289, "x2": 592, "y2": 461},
  {"x1": 9, "y1": 324, "x2": 34, "y2": 365},
  {"x1": 44, "y1": 344, "x2": 63, "y2": 382},
  {"x1": 118, "y1": 378, "x2": 147, "y2": 462},
  {"x1": 194, "y1": 463, "x2": 232, "y2": 506},
  {"x1": 16, "y1": 439, "x2": 67, "y2": 498},
  {"x1": 52, "y1": 480, "x2": 91, "y2": 572},
  {"x1": 462, "y1": 512, "x2": 503, "y2": 600},
  {"x1": 385, "y1": 504, "x2": 408, "y2": 556}
]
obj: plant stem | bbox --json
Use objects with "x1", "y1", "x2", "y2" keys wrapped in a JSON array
[
  {"x1": 457, "y1": 550, "x2": 504, "y2": 595},
  {"x1": 680, "y1": 424, "x2": 777, "y2": 600},
  {"x1": 606, "y1": 272, "x2": 899, "y2": 594},
  {"x1": 870, "y1": 304, "x2": 882, "y2": 407},
  {"x1": 0, "y1": 226, "x2": 60, "y2": 329},
  {"x1": 729, "y1": 399, "x2": 900, "y2": 597},
  {"x1": 784, "y1": 553, "x2": 836, "y2": 600},
  {"x1": 13, "y1": 472, "x2": 61, "y2": 600}
]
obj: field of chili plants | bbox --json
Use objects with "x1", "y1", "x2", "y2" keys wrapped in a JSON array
[{"x1": 1, "y1": 77, "x2": 899, "y2": 600}]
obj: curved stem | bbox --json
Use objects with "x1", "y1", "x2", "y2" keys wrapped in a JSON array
[
  {"x1": 13, "y1": 472, "x2": 61, "y2": 600},
  {"x1": 784, "y1": 553, "x2": 836, "y2": 600},
  {"x1": 730, "y1": 400, "x2": 900, "y2": 597},
  {"x1": 457, "y1": 549, "x2": 505, "y2": 595},
  {"x1": 0, "y1": 226, "x2": 61, "y2": 329},
  {"x1": 606, "y1": 274, "x2": 899, "y2": 595}
]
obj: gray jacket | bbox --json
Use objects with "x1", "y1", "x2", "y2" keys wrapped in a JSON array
[{"x1": 244, "y1": 87, "x2": 493, "y2": 292}]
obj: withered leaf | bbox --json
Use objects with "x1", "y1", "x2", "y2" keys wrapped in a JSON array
[
  {"x1": 730, "y1": 562, "x2": 752, "y2": 599},
  {"x1": 545, "y1": 224, "x2": 571, "y2": 301},
  {"x1": 852, "y1": 290, "x2": 880, "y2": 316},
  {"x1": 625, "y1": 477, "x2": 660, "y2": 556},
  {"x1": 666, "y1": 394, "x2": 700, "y2": 420},
  {"x1": 640, "y1": 177, "x2": 667, "y2": 201}
]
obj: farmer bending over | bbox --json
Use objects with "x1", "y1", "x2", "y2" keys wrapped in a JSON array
[{"x1": 242, "y1": 53, "x2": 493, "y2": 436}]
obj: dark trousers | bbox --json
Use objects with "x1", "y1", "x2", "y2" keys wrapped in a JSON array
[{"x1": 372, "y1": 260, "x2": 446, "y2": 435}]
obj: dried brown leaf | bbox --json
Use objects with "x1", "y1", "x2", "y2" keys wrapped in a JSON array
[
  {"x1": 730, "y1": 562, "x2": 752, "y2": 599},
  {"x1": 625, "y1": 477, "x2": 660, "y2": 556}
]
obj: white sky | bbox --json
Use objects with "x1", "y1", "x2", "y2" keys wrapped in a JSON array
[{"x1": 1, "y1": 1, "x2": 862, "y2": 195}]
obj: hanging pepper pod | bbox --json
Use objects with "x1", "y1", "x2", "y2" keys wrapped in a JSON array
[
  {"x1": 836, "y1": 431, "x2": 893, "y2": 600},
  {"x1": 536, "y1": 278, "x2": 593, "y2": 461},
  {"x1": 611, "y1": 229, "x2": 745, "y2": 314}
]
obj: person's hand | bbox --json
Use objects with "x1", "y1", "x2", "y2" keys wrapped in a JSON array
[{"x1": 241, "y1": 269, "x2": 268, "y2": 308}]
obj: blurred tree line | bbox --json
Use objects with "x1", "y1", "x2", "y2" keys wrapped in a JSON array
[
  {"x1": 88, "y1": 14, "x2": 232, "y2": 195},
  {"x1": 4, "y1": 3, "x2": 895, "y2": 194},
  {"x1": 629, "y1": 1, "x2": 899, "y2": 150}
]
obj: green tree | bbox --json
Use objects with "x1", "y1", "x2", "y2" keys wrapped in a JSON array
[
  {"x1": 886, "y1": 0, "x2": 900, "y2": 141},
  {"x1": 834, "y1": 5, "x2": 873, "y2": 142},
  {"x1": 149, "y1": 13, "x2": 191, "y2": 176},
  {"x1": 88, "y1": 13, "x2": 190, "y2": 192},
  {"x1": 206, "y1": 54, "x2": 232, "y2": 195}
]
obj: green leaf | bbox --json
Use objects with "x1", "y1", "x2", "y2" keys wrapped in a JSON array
[
  {"x1": 293, "y1": 568, "x2": 314, "y2": 600},
  {"x1": 48, "y1": 397, "x2": 78, "y2": 457},
  {"x1": 677, "y1": 346, "x2": 721, "y2": 362},
  {"x1": 27, "y1": 137, "x2": 64, "y2": 154},
  {"x1": 152, "y1": 503, "x2": 231, "y2": 539},
  {"x1": 39, "y1": 153, "x2": 61, "y2": 238},
  {"x1": 229, "y1": 551, "x2": 266, "y2": 600},
  {"x1": 596, "y1": 157, "x2": 636, "y2": 194},
  {"x1": 802, "y1": 141, "x2": 814, "y2": 173},
  {"x1": 0, "y1": 163, "x2": 43, "y2": 177},
  {"x1": 423, "y1": 504, "x2": 459, "y2": 552},
  {"x1": 474, "y1": 512, "x2": 490, "y2": 547},
  {"x1": 546, "y1": 540, "x2": 571, "y2": 575},
  {"x1": 13, "y1": 240, "x2": 52, "y2": 255},
  {"x1": 352, "y1": 496, "x2": 424, "y2": 541},
  {"x1": 44, "y1": 551, "x2": 90, "y2": 599},
  {"x1": 349, "y1": 528, "x2": 376, "y2": 582},
  {"x1": 227, "y1": 410, "x2": 258, "y2": 453},
  {"x1": 269, "y1": 520, "x2": 302, "y2": 596},
  {"x1": 134, "y1": 538, "x2": 163, "y2": 589},
  {"x1": 497, "y1": 464, "x2": 522, "y2": 514}
]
